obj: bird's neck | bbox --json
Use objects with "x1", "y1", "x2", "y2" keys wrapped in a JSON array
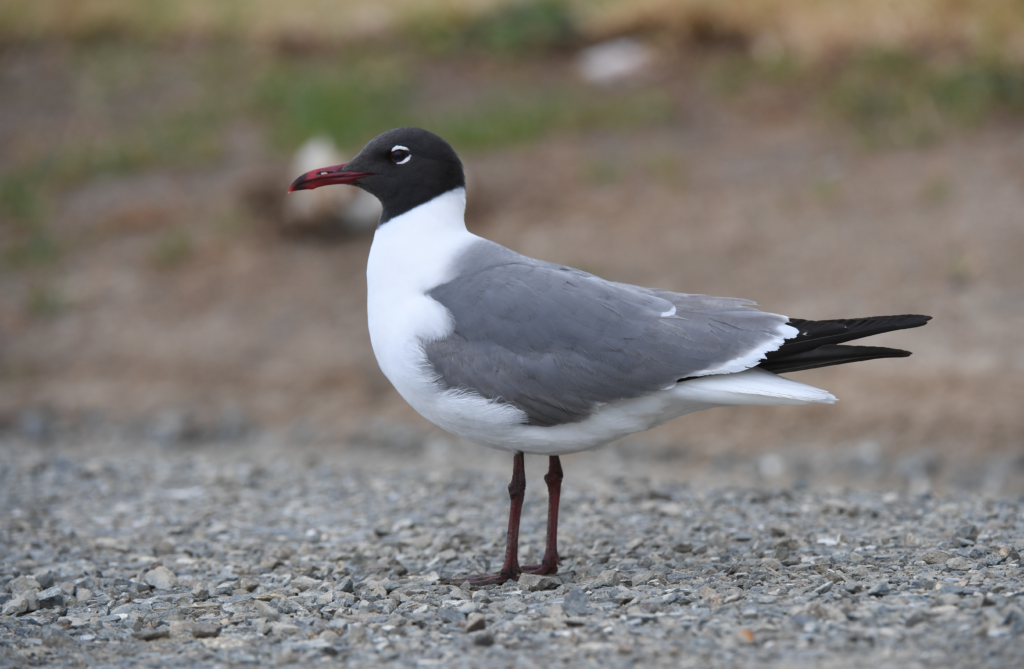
[{"x1": 367, "y1": 187, "x2": 477, "y2": 295}]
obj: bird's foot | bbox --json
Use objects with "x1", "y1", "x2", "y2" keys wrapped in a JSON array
[{"x1": 520, "y1": 555, "x2": 559, "y2": 576}]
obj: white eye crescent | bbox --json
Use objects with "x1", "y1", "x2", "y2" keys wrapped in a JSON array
[{"x1": 390, "y1": 145, "x2": 411, "y2": 164}]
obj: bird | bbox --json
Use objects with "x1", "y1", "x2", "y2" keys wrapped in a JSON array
[{"x1": 289, "y1": 127, "x2": 931, "y2": 585}]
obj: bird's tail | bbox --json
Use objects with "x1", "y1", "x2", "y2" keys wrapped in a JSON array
[{"x1": 760, "y1": 314, "x2": 931, "y2": 374}]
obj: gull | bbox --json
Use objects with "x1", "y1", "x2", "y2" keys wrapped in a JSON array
[{"x1": 289, "y1": 127, "x2": 930, "y2": 584}]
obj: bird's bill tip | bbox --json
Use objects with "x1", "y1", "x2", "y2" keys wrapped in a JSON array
[{"x1": 287, "y1": 163, "x2": 374, "y2": 193}]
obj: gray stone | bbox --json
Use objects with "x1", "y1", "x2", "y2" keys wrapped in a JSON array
[
  {"x1": 191, "y1": 583, "x2": 210, "y2": 601},
  {"x1": 360, "y1": 581, "x2": 388, "y2": 601},
  {"x1": 41, "y1": 625, "x2": 75, "y2": 648},
  {"x1": 334, "y1": 577, "x2": 354, "y2": 593},
  {"x1": 143, "y1": 566, "x2": 178, "y2": 590},
  {"x1": 33, "y1": 571, "x2": 55, "y2": 590},
  {"x1": 920, "y1": 550, "x2": 950, "y2": 565},
  {"x1": 134, "y1": 626, "x2": 170, "y2": 641},
  {"x1": 252, "y1": 598, "x2": 280, "y2": 621},
  {"x1": 504, "y1": 599, "x2": 527, "y2": 614},
  {"x1": 455, "y1": 601, "x2": 478, "y2": 615},
  {"x1": 813, "y1": 581, "x2": 833, "y2": 596},
  {"x1": 946, "y1": 557, "x2": 970, "y2": 571},
  {"x1": 37, "y1": 586, "x2": 65, "y2": 608},
  {"x1": 914, "y1": 578, "x2": 936, "y2": 591},
  {"x1": 190, "y1": 622, "x2": 222, "y2": 638},
  {"x1": 153, "y1": 537, "x2": 177, "y2": 555},
  {"x1": 906, "y1": 610, "x2": 928, "y2": 627},
  {"x1": 518, "y1": 574, "x2": 560, "y2": 592},
  {"x1": 952, "y1": 524, "x2": 979, "y2": 543},
  {"x1": 111, "y1": 603, "x2": 135, "y2": 616},
  {"x1": 592, "y1": 570, "x2": 620, "y2": 588},
  {"x1": 438, "y1": 607, "x2": 465, "y2": 624},
  {"x1": 8, "y1": 576, "x2": 41, "y2": 595},
  {"x1": 212, "y1": 580, "x2": 235, "y2": 596},
  {"x1": 563, "y1": 588, "x2": 590, "y2": 616},
  {"x1": 270, "y1": 622, "x2": 300, "y2": 636},
  {"x1": 465, "y1": 612, "x2": 486, "y2": 632},
  {"x1": 345, "y1": 623, "x2": 367, "y2": 644},
  {"x1": 291, "y1": 575, "x2": 318, "y2": 591},
  {"x1": 631, "y1": 570, "x2": 655, "y2": 587},
  {"x1": 867, "y1": 582, "x2": 890, "y2": 597},
  {"x1": 999, "y1": 547, "x2": 1021, "y2": 563},
  {"x1": 470, "y1": 630, "x2": 495, "y2": 647},
  {"x1": 2, "y1": 593, "x2": 30, "y2": 616}
]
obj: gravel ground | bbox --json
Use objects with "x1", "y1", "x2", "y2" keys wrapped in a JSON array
[{"x1": 2, "y1": 435, "x2": 1023, "y2": 668}]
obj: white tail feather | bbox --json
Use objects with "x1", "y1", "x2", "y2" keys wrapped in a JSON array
[{"x1": 673, "y1": 368, "x2": 836, "y2": 407}]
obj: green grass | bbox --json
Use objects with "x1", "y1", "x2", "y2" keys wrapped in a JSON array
[
  {"x1": 707, "y1": 47, "x2": 1024, "y2": 147},
  {"x1": 823, "y1": 50, "x2": 1024, "y2": 146},
  {"x1": 255, "y1": 58, "x2": 414, "y2": 153},
  {"x1": 256, "y1": 56, "x2": 675, "y2": 155},
  {"x1": 2, "y1": 225, "x2": 60, "y2": 269},
  {"x1": 151, "y1": 229, "x2": 193, "y2": 268},
  {"x1": 0, "y1": 174, "x2": 57, "y2": 270},
  {"x1": 24, "y1": 284, "x2": 65, "y2": 319},
  {"x1": 409, "y1": 0, "x2": 576, "y2": 56},
  {"x1": 434, "y1": 89, "x2": 674, "y2": 151},
  {"x1": 0, "y1": 174, "x2": 43, "y2": 225}
]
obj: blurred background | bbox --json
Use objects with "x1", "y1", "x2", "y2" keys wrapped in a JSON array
[{"x1": 1, "y1": 0, "x2": 1023, "y2": 493}]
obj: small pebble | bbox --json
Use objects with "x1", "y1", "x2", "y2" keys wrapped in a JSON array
[
  {"x1": 190, "y1": 622, "x2": 222, "y2": 638},
  {"x1": 563, "y1": 588, "x2": 590, "y2": 616},
  {"x1": 470, "y1": 630, "x2": 495, "y2": 647},
  {"x1": 133, "y1": 627, "x2": 170, "y2": 641},
  {"x1": 143, "y1": 566, "x2": 178, "y2": 590},
  {"x1": 518, "y1": 574, "x2": 561, "y2": 592},
  {"x1": 465, "y1": 612, "x2": 486, "y2": 632}
]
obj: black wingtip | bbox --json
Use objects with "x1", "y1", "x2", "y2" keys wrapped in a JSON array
[
  {"x1": 760, "y1": 344, "x2": 914, "y2": 374},
  {"x1": 770, "y1": 313, "x2": 932, "y2": 360}
]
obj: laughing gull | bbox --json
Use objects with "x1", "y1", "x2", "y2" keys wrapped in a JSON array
[{"x1": 289, "y1": 127, "x2": 931, "y2": 584}]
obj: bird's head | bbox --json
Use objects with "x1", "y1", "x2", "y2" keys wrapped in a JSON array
[{"x1": 288, "y1": 127, "x2": 465, "y2": 224}]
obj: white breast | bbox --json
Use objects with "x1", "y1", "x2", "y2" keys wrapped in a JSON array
[{"x1": 366, "y1": 188, "x2": 527, "y2": 435}]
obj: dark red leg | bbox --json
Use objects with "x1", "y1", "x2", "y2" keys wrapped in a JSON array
[
  {"x1": 523, "y1": 455, "x2": 562, "y2": 575},
  {"x1": 455, "y1": 451, "x2": 526, "y2": 585}
]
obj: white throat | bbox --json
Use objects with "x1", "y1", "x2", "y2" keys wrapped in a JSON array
[
  {"x1": 366, "y1": 187, "x2": 473, "y2": 299},
  {"x1": 365, "y1": 187, "x2": 482, "y2": 418}
]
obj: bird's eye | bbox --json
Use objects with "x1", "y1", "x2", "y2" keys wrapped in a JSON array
[{"x1": 390, "y1": 145, "x2": 411, "y2": 165}]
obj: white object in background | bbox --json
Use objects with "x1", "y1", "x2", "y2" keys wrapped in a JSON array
[
  {"x1": 283, "y1": 136, "x2": 381, "y2": 232},
  {"x1": 577, "y1": 37, "x2": 654, "y2": 86}
]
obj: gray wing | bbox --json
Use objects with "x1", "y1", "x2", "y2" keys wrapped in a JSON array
[{"x1": 424, "y1": 240, "x2": 791, "y2": 427}]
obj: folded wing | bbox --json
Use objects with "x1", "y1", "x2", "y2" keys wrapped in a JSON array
[{"x1": 424, "y1": 241, "x2": 795, "y2": 426}]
